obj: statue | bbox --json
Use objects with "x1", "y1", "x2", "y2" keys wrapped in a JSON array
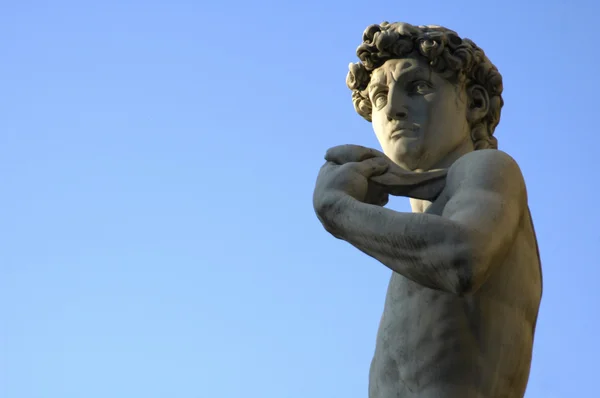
[{"x1": 312, "y1": 22, "x2": 542, "y2": 397}]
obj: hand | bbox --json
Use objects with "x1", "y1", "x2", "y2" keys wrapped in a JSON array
[
  {"x1": 321, "y1": 144, "x2": 449, "y2": 201},
  {"x1": 313, "y1": 147, "x2": 390, "y2": 232},
  {"x1": 314, "y1": 158, "x2": 389, "y2": 205}
]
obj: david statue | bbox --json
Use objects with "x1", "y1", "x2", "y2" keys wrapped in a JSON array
[{"x1": 313, "y1": 22, "x2": 542, "y2": 397}]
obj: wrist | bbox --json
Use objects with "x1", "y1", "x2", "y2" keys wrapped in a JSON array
[{"x1": 314, "y1": 191, "x2": 352, "y2": 234}]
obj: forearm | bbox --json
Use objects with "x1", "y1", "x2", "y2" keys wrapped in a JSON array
[
  {"x1": 325, "y1": 195, "x2": 480, "y2": 294},
  {"x1": 314, "y1": 148, "x2": 526, "y2": 295}
]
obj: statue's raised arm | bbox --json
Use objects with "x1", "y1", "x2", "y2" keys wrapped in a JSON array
[{"x1": 313, "y1": 22, "x2": 542, "y2": 398}]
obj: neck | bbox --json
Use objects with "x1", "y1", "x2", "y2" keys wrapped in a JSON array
[
  {"x1": 410, "y1": 198, "x2": 432, "y2": 213},
  {"x1": 410, "y1": 137, "x2": 474, "y2": 213},
  {"x1": 431, "y1": 135, "x2": 474, "y2": 170}
]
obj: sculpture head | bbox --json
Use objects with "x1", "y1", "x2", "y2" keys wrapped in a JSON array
[{"x1": 347, "y1": 22, "x2": 504, "y2": 171}]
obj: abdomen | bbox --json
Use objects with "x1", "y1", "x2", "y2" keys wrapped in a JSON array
[{"x1": 370, "y1": 267, "x2": 538, "y2": 397}]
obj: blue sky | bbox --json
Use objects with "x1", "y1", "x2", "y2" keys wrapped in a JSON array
[{"x1": 2, "y1": 1, "x2": 598, "y2": 397}]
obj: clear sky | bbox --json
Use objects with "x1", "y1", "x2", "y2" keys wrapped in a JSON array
[{"x1": 2, "y1": 1, "x2": 598, "y2": 397}]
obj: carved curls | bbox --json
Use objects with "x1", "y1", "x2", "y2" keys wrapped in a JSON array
[{"x1": 346, "y1": 22, "x2": 504, "y2": 150}]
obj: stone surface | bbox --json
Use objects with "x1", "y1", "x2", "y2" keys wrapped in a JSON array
[{"x1": 313, "y1": 22, "x2": 542, "y2": 398}]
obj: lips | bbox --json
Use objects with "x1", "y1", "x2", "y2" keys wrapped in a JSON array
[{"x1": 390, "y1": 127, "x2": 419, "y2": 139}]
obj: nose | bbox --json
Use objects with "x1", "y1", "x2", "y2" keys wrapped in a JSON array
[
  {"x1": 384, "y1": 88, "x2": 409, "y2": 121},
  {"x1": 385, "y1": 106, "x2": 408, "y2": 121}
]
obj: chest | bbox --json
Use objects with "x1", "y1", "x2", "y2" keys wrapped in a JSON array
[{"x1": 381, "y1": 272, "x2": 471, "y2": 328}]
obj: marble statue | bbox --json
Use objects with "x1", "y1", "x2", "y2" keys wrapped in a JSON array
[{"x1": 312, "y1": 22, "x2": 543, "y2": 397}]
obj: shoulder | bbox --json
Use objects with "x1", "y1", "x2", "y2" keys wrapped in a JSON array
[{"x1": 445, "y1": 149, "x2": 527, "y2": 199}]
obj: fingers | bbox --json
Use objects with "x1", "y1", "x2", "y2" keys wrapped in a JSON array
[
  {"x1": 370, "y1": 168, "x2": 448, "y2": 200},
  {"x1": 364, "y1": 183, "x2": 389, "y2": 206},
  {"x1": 317, "y1": 160, "x2": 340, "y2": 174},
  {"x1": 315, "y1": 157, "x2": 390, "y2": 207},
  {"x1": 369, "y1": 167, "x2": 447, "y2": 187},
  {"x1": 325, "y1": 144, "x2": 386, "y2": 165},
  {"x1": 342, "y1": 157, "x2": 389, "y2": 178}
]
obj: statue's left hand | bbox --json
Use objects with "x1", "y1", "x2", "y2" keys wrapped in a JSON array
[
  {"x1": 313, "y1": 146, "x2": 391, "y2": 226},
  {"x1": 319, "y1": 144, "x2": 449, "y2": 201},
  {"x1": 313, "y1": 156, "x2": 389, "y2": 207},
  {"x1": 313, "y1": 158, "x2": 389, "y2": 234}
]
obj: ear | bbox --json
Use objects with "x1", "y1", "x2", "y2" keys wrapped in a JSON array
[{"x1": 466, "y1": 85, "x2": 490, "y2": 124}]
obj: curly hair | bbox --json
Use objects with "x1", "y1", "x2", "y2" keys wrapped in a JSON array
[{"x1": 346, "y1": 22, "x2": 503, "y2": 150}]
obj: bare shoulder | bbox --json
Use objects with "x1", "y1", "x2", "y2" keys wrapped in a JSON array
[{"x1": 445, "y1": 149, "x2": 527, "y2": 199}]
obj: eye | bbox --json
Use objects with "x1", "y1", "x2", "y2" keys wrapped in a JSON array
[
  {"x1": 372, "y1": 91, "x2": 388, "y2": 108},
  {"x1": 410, "y1": 80, "x2": 433, "y2": 94}
]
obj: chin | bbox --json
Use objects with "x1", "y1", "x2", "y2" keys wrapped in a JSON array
[
  {"x1": 399, "y1": 158, "x2": 421, "y2": 171},
  {"x1": 384, "y1": 154, "x2": 417, "y2": 171},
  {"x1": 388, "y1": 149, "x2": 424, "y2": 171},
  {"x1": 383, "y1": 140, "x2": 423, "y2": 168}
]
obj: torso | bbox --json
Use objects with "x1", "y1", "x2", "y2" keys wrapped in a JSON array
[{"x1": 368, "y1": 194, "x2": 542, "y2": 397}]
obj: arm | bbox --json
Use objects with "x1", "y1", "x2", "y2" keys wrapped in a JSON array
[{"x1": 320, "y1": 150, "x2": 527, "y2": 295}]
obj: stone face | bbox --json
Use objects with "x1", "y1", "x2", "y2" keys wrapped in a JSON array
[{"x1": 313, "y1": 22, "x2": 542, "y2": 398}]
